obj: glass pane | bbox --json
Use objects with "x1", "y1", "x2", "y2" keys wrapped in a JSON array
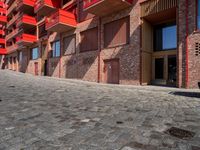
[
  {"x1": 155, "y1": 58, "x2": 164, "y2": 79},
  {"x1": 56, "y1": 41, "x2": 60, "y2": 57},
  {"x1": 162, "y1": 25, "x2": 177, "y2": 50},
  {"x1": 198, "y1": 16, "x2": 200, "y2": 30},
  {"x1": 154, "y1": 28, "x2": 162, "y2": 51},
  {"x1": 198, "y1": 0, "x2": 200, "y2": 29},
  {"x1": 32, "y1": 48, "x2": 38, "y2": 60},
  {"x1": 19, "y1": 51, "x2": 22, "y2": 62}
]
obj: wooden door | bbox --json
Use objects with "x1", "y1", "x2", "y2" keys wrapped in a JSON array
[
  {"x1": 34, "y1": 62, "x2": 39, "y2": 76},
  {"x1": 104, "y1": 59, "x2": 119, "y2": 84},
  {"x1": 13, "y1": 57, "x2": 17, "y2": 71}
]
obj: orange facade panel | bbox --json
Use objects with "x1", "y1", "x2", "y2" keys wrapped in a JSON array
[
  {"x1": 0, "y1": 7, "x2": 7, "y2": 24},
  {"x1": 0, "y1": 2, "x2": 6, "y2": 8},
  {"x1": 46, "y1": 9, "x2": 77, "y2": 32},
  {"x1": 16, "y1": 14, "x2": 37, "y2": 27},
  {"x1": 0, "y1": 15, "x2": 7, "y2": 24},
  {"x1": 0, "y1": 38, "x2": 5, "y2": 44},
  {"x1": 16, "y1": 33, "x2": 37, "y2": 45},
  {"x1": 0, "y1": 48, "x2": 6, "y2": 55},
  {"x1": 83, "y1": 0, "x2": 133, "y2": 16},
  {"x1": 0, "y1": 30, "x2": 5, "y2": 35}
]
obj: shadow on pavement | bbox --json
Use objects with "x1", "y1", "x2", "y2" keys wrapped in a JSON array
[{"x1": 169, "y1": 91, "x2": 200, "y2": 98}]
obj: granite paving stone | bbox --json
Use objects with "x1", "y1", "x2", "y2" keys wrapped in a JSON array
[{"x1": 0, "y1": 70, "x2": 200, "y2": 150}]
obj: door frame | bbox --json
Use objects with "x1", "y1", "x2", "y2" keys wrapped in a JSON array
[
  {"x1": 103, "y1": 58, "x2": 120, "y2": 84},
  {"x1": 152, "y1": 50, "x2": 177, "y2": 84}
]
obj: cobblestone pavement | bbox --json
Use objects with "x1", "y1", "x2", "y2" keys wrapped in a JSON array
[{"x1": 0, "y1": 70, "x2": 200, "y2": 150}]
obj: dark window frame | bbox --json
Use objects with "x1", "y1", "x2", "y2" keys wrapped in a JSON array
[
  {"x1": 80, "y1": 27, "x2": 98, "y2": 53},
  {"x1": 63, "y1": 34, "x2": 76, "y2": 56},
  {"x1": 104, "y1": 16, "x2": 130, "y2": 49},
  {"x1": 51, "y1": 40, "x2": 61, "y2": 58},
  {"x1": 153, "y1": 22, "x2": 177, "y2": 52},
  {"x1": 197, "y1": 0, "x2": 200, "y2": 30},
  {"x1": 31, "y1": 47, "x2": 39, "y2": 60}
]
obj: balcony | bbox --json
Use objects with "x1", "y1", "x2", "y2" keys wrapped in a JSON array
[
  {"x1": 7, "y1": 1, "x2": 17, "y2": 16},
  {"x1": 46, "y1": 9, "x2": 77, "y2": 32},
  {"x1": 16, "y1": 14, "x2": 37, "y2": 29},
  {"x1": 17, "y1": 0, "x2": 36, "y2": 11},
  {"x1": 6, "y1": 28, "x2": 22, "y2": 42},
  {"x1": 6, "y1": 44, "x2": 18, "y2": 54},
  {"x1": 0, "y1": 16, "x2": 7, "y2": 24},
  {"x1": 0, "y1": 2, "x2": 5, "y2": 8},
  {"x1": 0, "y1": 38, "x2": 5, "y2": 44},
  {"x1": 34, "y1": 0, "x2": 59, "y2": 16},
  {"x1": 140, "y1": 0, "x2": 177, "y2": 23},
  {"x1": 0, "y1": 30, "x2": 5, "y2": 35},
  {"x1": 0, "y1": 48, "x2": 6, "y2": 54},
  {"x1": 0, "y1": 8, "x2": 7, "y2": 24},
  {"x1": 83, "y1": 0, "x2": 133, "y2": 16},
  {"x1": 16, "y1": 33, "x2": 37, "y2": 45},
  {"x1": 6, "y1": 0, "x2": 15, "y2": 6},
  {"x1": 7, "y1": 13, "x2": 21, "y2": 29}
]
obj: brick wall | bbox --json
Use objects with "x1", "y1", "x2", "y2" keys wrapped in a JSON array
[
  {"x1": 4, "y1": 0, "x2": 200, "y2": 88},
  {"x1": 178, "y1": 0, "x2": 200, "y2": 88}
]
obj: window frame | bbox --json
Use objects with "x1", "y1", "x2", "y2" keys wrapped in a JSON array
[
  {"x1": 51, "y1": 40, "x2": 61, "y2": 58},
  {"x1": 63, "y1": 34, "x2": 76, "y2": 56},
  {"x1": 104, "y1": 16, "x2": 130, "y2": 49},
  {"x1": 153, "y1": 22, "x2": 177, "y2": 52},
  {"x1": 31, "y1": 47, "x2": 39, "y2": 60},
  {"x1": 197, "y1": 0, "x2": 200, "y2": 30},
  {"x1": 80, "y1": 27, "x2": 98, "y2": 53},
  {"x1": 19, "y1": 51, "x2": 23, "y2": 62}
]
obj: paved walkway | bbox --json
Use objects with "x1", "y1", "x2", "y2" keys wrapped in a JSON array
[{"x1": 0, "y1": 70, "x2": 200, "y2": 150}]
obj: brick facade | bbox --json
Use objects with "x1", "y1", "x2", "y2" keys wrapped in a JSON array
[{"x1": 1, "y1": 0, "x2": 200, "y2": 88}]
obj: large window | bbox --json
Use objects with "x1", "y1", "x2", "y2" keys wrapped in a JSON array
[
  {"x1": 51, "y1": 41, "x2": 60, "y2": 57},
  {"x1": 104, "y1": 17, "x2": 129, "y2": 48},
  {"x1": 19, "y1": 51, "x2": 22, "y2": 62},
  {"x1": 154, "y1": 23, "x2": 177, "y2": 51},
  {"x1": 31, "y1": 47, "x2": 39, "y2": 60},
  {"x1": 80, "y1": 27, "x2": 98, "y2": 52},
  {"x1": 63, "y1": 35, "x2": 76, "y2": 55},
  {"x1": 197, "y1": 0, "x2": 200, "y2": 29}
]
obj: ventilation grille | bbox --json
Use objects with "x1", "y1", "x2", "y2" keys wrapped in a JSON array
[{"x1": 195, "y1": 43, "x2": 200, "y2": 56}]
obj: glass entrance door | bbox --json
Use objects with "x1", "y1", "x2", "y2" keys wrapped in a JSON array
[{"x1": 168, "y1": 55, "x2": 177, "y2": 86}]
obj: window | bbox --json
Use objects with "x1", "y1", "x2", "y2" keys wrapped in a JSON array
[
  {"x1": 19, "y1": 51, "x2": 22, "y2": 62},
  {"x1": 31, "y1": 47, "x2": 39, "y2": 60},
  {"x1": 63, "y1": 35, "x2": 76, "y2": 55},
  {"x1": 154, "y1": 23, "x2": 177, "y2": 51},
  {"x1": 80, "y1": 27, "x2": 98, "y2": 52},
  {"x1": 197, "y1": 0, "x2": 200, "y2": 29},
  {"x1": 51, "y1": 41, "x2": 60, "y2": 57},
  {"x1": 104, "y1": 17, "x2": 129, "y2": 48}
]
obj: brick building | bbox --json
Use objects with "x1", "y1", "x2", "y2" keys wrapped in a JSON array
[{"x1": 0, "y1": 0, "x2": 200, "y2": 88}]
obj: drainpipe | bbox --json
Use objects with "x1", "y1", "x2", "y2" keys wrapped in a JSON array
[
  {"x1": 98, "y1": 17, "x2": 101, "y2": 83},
  {"x1": 59, "y1": 33, "x2": 62, "y2": 78},
  {"x1": 185, "y1": 0, "x2": 189, "y2": 88}
]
